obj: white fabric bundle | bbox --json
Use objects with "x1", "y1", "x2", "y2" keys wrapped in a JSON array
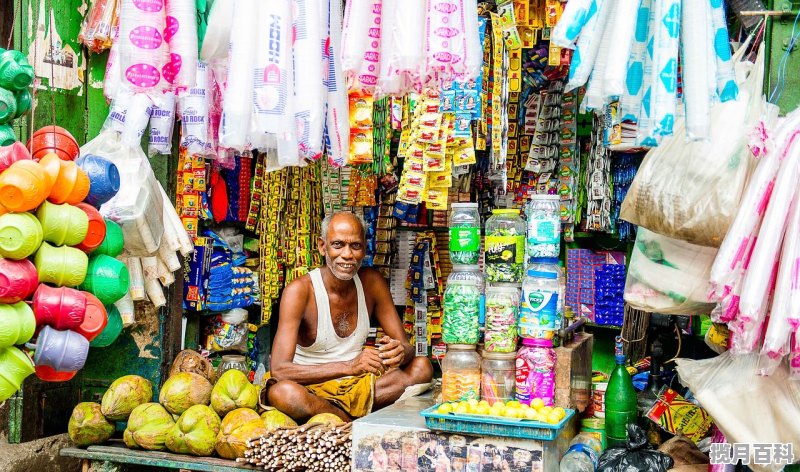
[
  {"x1": 148, "y1": 90, "x2": 176, "y2": 156},
  {"x1": 646, "y1": 0, "x2": 681, "y2": 139},
  {"x1": 620, "y1": 0, "x2": 653, "y2": 122},
  {"x1": 709, "y1": 0, "x2": 738, "y2": 102},
  {"x1": 164, "y1": 0, "x2": 198, "y2": 91},
  {"x1": 551, "y1": 0, "x2": 595, "y2": 49},
  {"x1": 681, "y1": 0, "x2": 711, "y2": 140},
  {"x1": 178, "y1": 61, "x2": 211, "y2": 156},
  {"x1": 324, "y1": 0, "x2": 349, "y2": 167},
  {"x1": 565, "y1": 0, "x2": 611, "y2": 92},
  {"x1": 118, "y1": 0, "x2": 168, "y2": 92},
  {"x1": 219, "y1": 0, "x2": 258, "y2": 151},
  {"x1": 341, "y1": 0, "x2": 371, "y2": 79},
  {"x1": 293, "y1": 0, "x2": 326, "y2": 160},
  {"x1": 583, "y1": 0, "x2": 617, "y2": 110},
  {"x1": 602, "y1": 0, "x2": 641, "y2": 99}
]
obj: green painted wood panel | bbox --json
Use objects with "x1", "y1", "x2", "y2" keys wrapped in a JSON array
[{"x1": 766, "y1": 1, "x2": 800, "y2": 115}]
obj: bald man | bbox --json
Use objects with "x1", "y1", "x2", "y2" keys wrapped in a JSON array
[{"x1": 264, "y1": 211, "x2": 433, "y2": 422}]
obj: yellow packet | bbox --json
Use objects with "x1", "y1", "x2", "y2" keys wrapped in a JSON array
[
  {"x1": 403, "y1": 170, "x2": 427, "y2": 190},
  {"x1": 424, "y1": 188, "x2": 449, "y2": 209},
  {"x1": 429, "y1": 171, "x2": 452, "y2": 188},
  {"x1": 453, "y1": 142, "x2": 477, "y2": 166},
  {"x1": 424, "y1": 155, "x2": 445, "y2": 172},
  {"x1": 348, "y1": 128, "x2": 373, "y2": 164},
  {"x1": 349, "y1": 90, "x2": 374, "y2": 128}
]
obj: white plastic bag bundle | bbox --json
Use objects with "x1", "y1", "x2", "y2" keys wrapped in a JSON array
[
  {"x1": 676, "y1": 352, "x2": 800, "y2": 472},
  {"x1": 341, "y1": 0, "x2": 371, "y2": 80},
  {"x1": 602, "y1": 0, "x2": 641, "y2": 99},
  {"x1": 118, "y1": 0, "x2": 168, "y2": 92},
  {"x1": 645, "y1": 0, "x2": 681, "y2": 139},
  {"x1": 121, "y1": 92, "x2": 154, "y2": 147},
  {"x1": 293, "y1": 0, "x2": 325, "y2": 160},
  {"x1": 462, "y1": 0, "x2": 482, "y2": 81},
  {"x1": 376, "y1": 0, "x2": 402, "y2": 97},
  {"x1": 708, "y1": 0, "x2": 739, "y2": 102},
  {"x1": 148, "y1": 90, "x2": 176, "y2": 156},
  {"x1": 199, "y1": 0, "x2": 234, "y2": 63},
  {"x1": 758, "y1": 188, "x2": 800, "y2": 375},
  {"x1": 446, "y1": 0, "x2": 469, "y2": 80},
  {"x1": 391, "y1": 0, "x2": 427, "y2": 84},
  {"x1": 104, "y1": 26, "x2": 122, "y2": 101},
  {"x1": 551, "y1": 0, "x2": 595, "y2": 49},
  {"x1": 426, "y1": 0, "x2": 457, "y2": 80},
  {"x1": 357, "y1": 0, "x2": 382, "y2": 87},
  {"x1": 219, "y1": 0, "x2": 258, "y2": 151},
  {"x1": 681, "y1": 0, "x2": 711, "y2": 140},
  {"x1": 178, "y1": 61, "x2": 211, "y2": 156},
  {"x1": 624, "y1": 228, "x2": 717, "y2": 315},
  {"x1": 324, "y1": 0, "x2": 349, "y2": 167},
  {"x1": 565, "y1": 0, "x2": 611, "y2": 92},
  {"x1": 619, "y1": 0, "x2": 652, "y2": 122},
  {"x1": 583, "y1": 0, "x2": 617, "y2": 110},
  {"x1": 164, "y1": 0, "x2": 198, "y2": 91},
  {"x1": 81, "y1": 130, "x2": 165, "y2": 256},
  {"x1": 103, "y1": 89, "x2": 133, "y2": 133}
]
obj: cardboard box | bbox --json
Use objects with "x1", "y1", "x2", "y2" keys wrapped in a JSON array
[
  {"x1": 555, "y1": 332, "x2": 593, "y2": 413},
  {"x1": 183, "y1": 237, "x2": 212, "y2": 312}
]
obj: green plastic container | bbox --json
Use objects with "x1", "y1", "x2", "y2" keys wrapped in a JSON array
[
  {"x1": 13, "y1": 89, "x2": 31, "y2": 119},
  {"x1": 79, "y1": 254, "x2": 130, "y2": 305},
  {"x1": 0, "y1": 302, "x2": 35, "y2": 348},
  {"x1": 91, "y1": 219, "x2": 124, "y2": 258},
  {"x1": 0, "y1": 124, "x2": 15, "y2": 146},
  {"x1": 0, "y1": 346, "x2": 34, "y2": 402},
  {"x1": 34, "y1": 241, "x2": 88, "y2": 287},
  {"x1": 0, "y1": 87, "x2": 16, "y2": 125},
  {"x1": 90, "y1": 304, "x2": 123, "y2": 348},
  {"x1": 37, "y1": 201, "x2": 90, "y2": 247},
  {"x1": 0, "y1": 212, "x2": 43, "y2": 260}
]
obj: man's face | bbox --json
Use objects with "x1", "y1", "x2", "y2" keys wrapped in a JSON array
[{"x1": 318, "y1": 215, "x2": 365, "y2": 281}]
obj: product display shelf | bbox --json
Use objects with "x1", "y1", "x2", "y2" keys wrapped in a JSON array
[{"x1": 61, "y1": 441, "x2": 256, "y2": 471}]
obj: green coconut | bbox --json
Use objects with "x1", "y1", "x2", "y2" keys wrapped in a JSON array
[
  {"x1": 210, "y1": 370, "x2": 258, "y2": 418},
  {"x1": 261, "y1": 408, "x2": 297, "y2": 432},
  {"x1": 101, "y1": 375, "x2": 153, "y2": 421},
  {"x1": 123, "y1": 403, "x2": 175, "y2": 451},
  {"x1": 68, "y1": 402, "x2": 114, "y2": 447},
  {"x1": 214, "y1": 408, "x2": 268, "y2": 459},
  {"x1": 159, "y1": 372, "x2": 213, "y2": 415},
  {"x1": 165, "y1": 405, "x2": 221, "y2": 456}
]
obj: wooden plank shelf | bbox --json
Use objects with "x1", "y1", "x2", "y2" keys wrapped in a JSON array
[{"x1": 61, "y1": 442, "x2": 257, "y2": 472}]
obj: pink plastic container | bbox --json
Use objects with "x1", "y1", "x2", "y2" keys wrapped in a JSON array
[
  {"x1": 0, "y1": 258, "x2": 38, "y2": 303},
  {"x1": 32, "y1": 284, "x2": 87, "y2": 331}
]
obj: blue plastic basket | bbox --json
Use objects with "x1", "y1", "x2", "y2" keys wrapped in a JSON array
[{"x1": 420, "y1": 404, "x2": 575, "y2": 440}]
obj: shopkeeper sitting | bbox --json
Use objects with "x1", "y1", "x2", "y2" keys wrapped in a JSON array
[{"x1": 264, "y1": 211, "x2": 433, "y2": 423}]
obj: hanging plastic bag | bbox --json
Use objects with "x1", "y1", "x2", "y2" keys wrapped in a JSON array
[
  {"x1": 293, "y1": 0, "x2": 325, "y2": 160},
  {"x1": 582, "y1": 0, "x2": 617, "y2": 111},
  {"x1": 620, "y1": 44, "x2": 768, "y2": 248},
  {"x1": 163, "y1": 0, "x2": 198, "y2": 92},
  {"x1": 619, "y1": 0, "x2": 653, "y2": 123},
  {"x1": 708, "y1": 0, "x2": 738, "y2": 102},
  {"x1": 624, "y1": 228, "x2": 717, "y2": 315},
  {"x1": 118, "y1": 0, "x2": 168, "y2": 92},
  {"x1": 597, "y1": 424, "x2": 674, "y2": 472},
  {"x1": 565, "y1": 0, "x2": 611, "y2": 92},
  {"x1": 680, "y1": 0, "x2": 711, "y2": 140},
  {"x1": 178, "y1": 61, "x2": 211, "y2": 156},
  {"x1": 79, "y1": 0, "x2": 119, "y2": 53},
  {"x1": 550, "y1": 0, "x2": 595, "y2": 49},
  {"x1": 323, "y1": 0, "x2": 349, "y2": 167},
  {"x1": 676, "y1": 352, "x2": 800, "y2": 472},
  {"x1": 601, "y1": 0, "x2": 641, "y2": 99},
  {"x1": 341, "y1": 0, "x2": 371, "y2": 80},
  {"x1": 147, "y1": 90, "x2": 176, "y2": 156},
  {"x1": 644, "y1": 0, "x2": 680, "y2": 140}
]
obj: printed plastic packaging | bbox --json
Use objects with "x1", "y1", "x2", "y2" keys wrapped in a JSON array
[
  {"x1": 516, "y1": 337, "x2": 556, "y2": 407},
  {"x1": 148, "y1": 91, "x2": 176, "y2": 156},
  {"x1": 164, "y1": 0, "x2": 198, "y2": 91},
  {"x1": 118, "y1": 0, "x2": 168, "y2": 92}
]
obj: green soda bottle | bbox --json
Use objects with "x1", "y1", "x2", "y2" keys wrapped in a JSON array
[{"x1": 604, "y1": 336, "x2": 638, "y2": 447}]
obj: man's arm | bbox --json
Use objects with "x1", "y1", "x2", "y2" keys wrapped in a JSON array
[
  {"x1": 270, "y1": 280, "x2": 385, "y2": 384},
  {"x1": 365, "y1": 270, "x2": 414, "y2": 367}
]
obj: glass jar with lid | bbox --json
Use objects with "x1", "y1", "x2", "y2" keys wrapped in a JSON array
[
  {"x1": 443, "y1": 265, "x2": 484, "y2": 345},
  {"x1": 526, "y1": 195, "x2": 561, "y2": 263},
  {"x1": 484, "y1": 285, "x2": 520, "y2": 353},
  {"x1": 441, "y1": 344, "x2": 482, "y2": 402},
  {"x1": 217, "y1": 354, "x2": 249, "y2": 378},
  {"x1": 520, "y1": 263, "x2": 563, "y2": 338},
  {"x1": 485, "y1": 209, "x2": 526, "y2": 283},
  {"x1": 481, "y1": 350, "x2": 517, "y2": 405},
  {"x1": 449, "y1": 202, "x2": 481, "y2": 265}
]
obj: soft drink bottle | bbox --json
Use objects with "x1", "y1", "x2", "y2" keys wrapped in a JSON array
[
  {"x1": 560, "y1": 432, "x2": 603, "y2": 472},
  {"x1": 604, "y1": 336, "x2": 639, "y2": 447}
]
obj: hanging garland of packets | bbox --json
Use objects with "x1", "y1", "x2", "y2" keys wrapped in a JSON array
[
  {"x1": 404, "y1": 232, "x2": 446, "y2": 360},
  {"x1": 258, "y1": 165, "x2": 324, "y2": 324}
]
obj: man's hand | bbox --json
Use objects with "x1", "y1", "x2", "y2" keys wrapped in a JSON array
[
  {"x1": 348, "y1": 348, "x2": 386, "y2": 376},
  {"x1": 377, "y1": 336, "x2": 405, "y2": 369}
]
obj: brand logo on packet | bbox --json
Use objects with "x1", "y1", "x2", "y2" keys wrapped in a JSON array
[
  {"x1": 268, "y1": 14, "x2": 282, "y2": 64},
  {"x1": 125, "y1": 64, "x2": 161, "y2": 88},
  {"x1": 435, "y1": 27, "x2": 459, "y2": 38},
  {"x1": 162, "y1": 54, "x2": 182, "y2": 84},
  {"x1": 164, "y1": 16, "x2": 179, "y2": 43},
  {"x1": 129, "y1": 26, "x2": 163, "y2": 49},
  {"x1": 433, "y1": 52, "x2": 452, "y2": 63},
  {"x1": 434, "y1": 2, "x2": 457, "y2": 13},
  {"x1": 133, "y1": 0, "x2": 163, "y2": 12}
]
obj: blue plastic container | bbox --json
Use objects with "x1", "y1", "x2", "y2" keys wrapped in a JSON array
[
  {"x1": 420, "y1": 404, "x2": 575, "y2": 440},
  {"x1": 76, "y1": 154, "x2": 120, "y2": 207}
]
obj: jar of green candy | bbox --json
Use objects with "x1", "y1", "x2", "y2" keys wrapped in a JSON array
[
  {"x1": 443, "y1": 265, "x2": 483, "y2": 345},
  {"x1": 449, "y1": 203, "x2": 481, "y2": 265},
  {"x1": 485, "y1": 285, "x2": 520, "y2": 352},
  {"x1": 484, "y1": 209, "x2": 526, "y2": 283}
]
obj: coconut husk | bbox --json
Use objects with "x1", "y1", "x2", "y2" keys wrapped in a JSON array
[
  {"x1": 169, "y1": 350, "x2": 216, "y2": 384},
  {"x1": 658, "y1": 433, "x2": 709, "y2": 467}
]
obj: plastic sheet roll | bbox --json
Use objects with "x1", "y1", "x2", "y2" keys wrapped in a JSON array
[
  {"x1": 357, "y1": 0, "x2": 382, "y2": 87},
  {"x1": 219, "y1": 0, "x2": 258, "y2": 151},
  {"x1": 462, "y1": 0, "x2": 482, "y2": 81},
  {"x1": 293, "y1": 0, "x2": 325, "y2": 160},
  {"x1": 709, "y1": 0, "x2": 738, "y2": 102},
  {"x1": 646, "y1": 0, "x2": 681, "y2": 140},
  {"x1": 393, "y1": 0, "x2": 427, "y2": 81},
  {"x1": 705, "y1": 1, "x2": 719, "y2": 103},
  {"x1": 148, "y1": 90, "x2": 176, "y2": 156},
  {"x1": 681, "y1": 0, "x2": 711, "y2": 140},
  {"x1": 426, "y1": 0, "x2": 456, "y2": 78},
  {"x1": 602, "y1": 0, "x2": 641, "y2": 99},
  {"x1": 104, "y1": 27, "x2": 122, "y2": 101},
  {"x1": 145, "y1": 278, "x2": 166, "y2": 308},
  {"x1": 376, "y1": 0, "x2": 402, "y2": 96},
  {"x1": 121, "y1": 92, "x2": 153, "y2": 147},
  {"x1": 323, "y1": 0, "x2": 349, "y2": 167},
  {"x1": 118, "y1": 0, "x2": 168, "y2": 92},
  {"x1": 158, "y1": 241, "x2": 181, "y2": 272},
  {"x1": 565, "y1": 0, "x2": 611, "y2": 92},
  {"x1": 155, "y1": 256, "x2": 175, "y2": 287},
  {"x1": 619, "y1": 0, "x2": 653, "y2": 122},
  {"x1": 164, "y1": 0, "x2": 198, "y2": 91},
  {"x1": 447, "y1": 0, "x2": 469, "y2": 79},
  {"x1": 178, "y1": 61, "x2": 210, "y2": 156},
  {"x1": 341, "y1": 0, "x2": 371, "y2": 79},
  {"x1": 583, "y1": 0, "x2": 617, "y2": 110},
  {"x1": 199, "y1": 0, "x2": 234, "y2": 62},
  {"x1": 158, "y1": 184, "x2": 193, "y2": 257},
  {"x1": 551, "y1": 0, "x2": 594, "y2": 48}
]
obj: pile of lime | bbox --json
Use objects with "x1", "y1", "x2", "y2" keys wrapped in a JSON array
[{"x1": 436, "y1": 398, "x2": 567, "y2": 425}]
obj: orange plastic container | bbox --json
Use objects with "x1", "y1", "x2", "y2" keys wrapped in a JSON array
[
  {"x1": 74, "y1": 203, "x2": 107, "y2": 253},
  {"x1": 0, "y1": 160, "x2": 53, "y2": 211},
  {"x1": 28, "y1": 126, "x2": 80, "y2": 161},
  {"x1": 41, "y1": 154, "x2": 91, "y2": 205}
]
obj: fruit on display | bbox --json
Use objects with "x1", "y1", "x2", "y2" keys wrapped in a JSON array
[
  {"x1": 215, "y1": 408, "x2": 268, "y2": 460},
  {"x1": 210, "y1": 369, "x2": 259, "y2": 417},
  {"x1": 261, "y1": 408, "x2": 298, "y2": 431},
  {"x1": 306, "y1": 412, "x2": 344, "y2": 426},
  {"x1": 165, "y1": 404, "x2": 221, "y2": 456},
  {"x1": 101, "y1": 375, "x2": 153, "y2": 421},
  {"x1": 123, "y1": 403, "x2": 175, "y2": 451},
  {"x1": 435, "y1": 398, "x2": 568, "y2": 425},
  {"x1": 159, "y1": 372, "x2": 213, "y2": 415},
  {"x1": 67, "y1": 402, "x2": 115, "y2": 447}
]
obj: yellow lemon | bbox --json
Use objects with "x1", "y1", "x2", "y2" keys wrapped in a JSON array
[
  {"x1": 520, "y1": 404, "x2": 530, "y2": 410},
  {"x1": 546, "y1": 413, "x2": 562, "y2": 425},
  {"x1": 553, "y1": 407, "x2": 567, "y2": 420},
  {"x1": 467, "y1": 398, "x2": 479, "y2": 407},
  {"x1": 455, "y1": 405, "x2": 469, "y2": 415},
  {"x1": 476, "y1": 405, "x2": 491, "y2": 416},
  {"x1": 458, "y1": 401, "x2": 469, "y2": 410},
  {"x1": 479, "y1": 400, "x2": 490, "y2": 407},
  {"x1": 437, "y1": 403, "x2": 454, "y2": 414},
  {"x1": 503, "y1": 407, "x2": 520, "y2": 418},
  {"x1": 540, "y1": 406, "x2": 553, "y2": 416},
  {"x1": 524, "y1": 408, "x2": 538, "y2": 420},
  {"x1": 530, "y1": 398, "x2": 545, "y2": 410},
  {"x1": 505, "y1": 400, "x2": 521, "y2": 408},
  {"x1": 490, "y1": 404, "x2": 506, "y2": 417}
]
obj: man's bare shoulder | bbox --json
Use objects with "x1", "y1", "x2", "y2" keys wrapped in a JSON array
[{"x1": 281, "y1": 273, "x2": 313, "y2": 303}]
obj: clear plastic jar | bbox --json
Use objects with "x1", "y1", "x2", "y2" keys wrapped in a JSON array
[
  {"x1": 443, "y1": 265, "x2": 483, "y2": 345},
  {"x1": 481, "y1": 350, "x2": 517, "y2": 404},
  {"x1": 442, "y1": 344, "x2": 482, "y2": 402},
  {"x1": 449, "y1": 203, "x2": 481, "y2": 265},
  {"x1": 520, "y1": 264, "x2": 563, "y2": 338},
  {"x1": 485, "y1": 209, "x2": 526, "y2": 283},
  {"x1": 527, "y1": 195, "x2": 561, "y2": 263},
  {"x1": 217, "y1": 354, "x2": 249, "y2": 377},
  {"x1": 516, "y1": 337, "x2": 557, "y2": 406},
  {"x1": 484, "y1": 286, "x2": 519, "y2": 352}
]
